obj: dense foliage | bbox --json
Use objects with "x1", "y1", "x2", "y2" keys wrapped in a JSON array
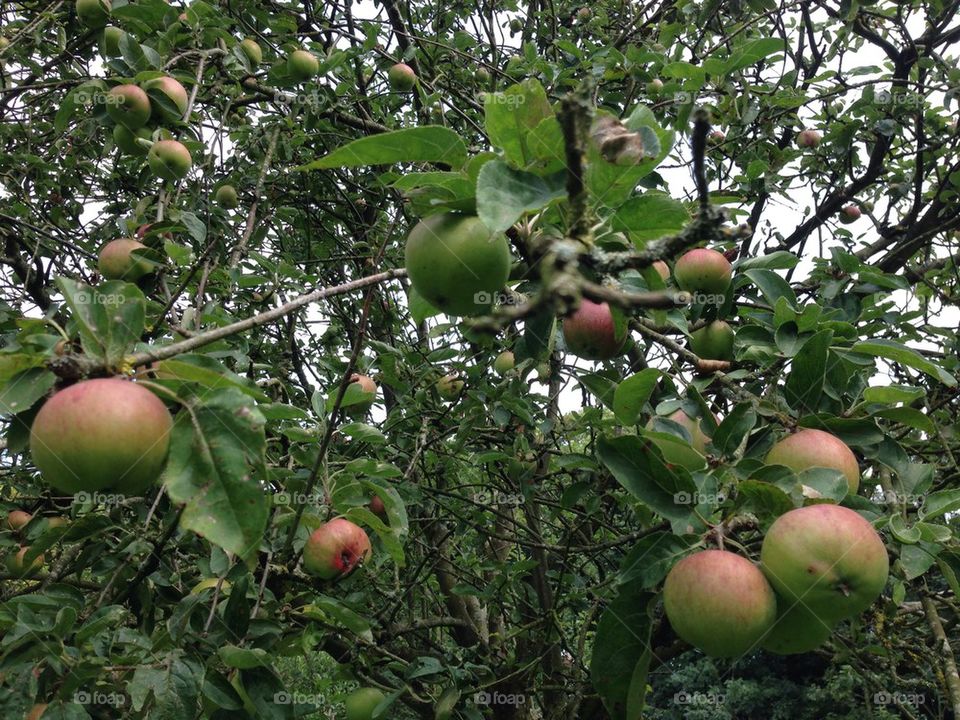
[{"x1": 1, "y1": 0, "x2": 959, "y2": 718}]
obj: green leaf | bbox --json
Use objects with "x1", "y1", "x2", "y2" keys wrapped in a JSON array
[
  {"x1": 218, "y1": 645, "x2": 271, "y2": 669},
  {"x1": 151, "y1": 355, "x2": 268, "y2": 401},
  {"x1": 57, "y1": 278, "x2": 146, "y2": 368},
  {"x1": 596, "y1": 435, "x2": 697, "y2": 520},
  {"x1": 736, "y1": 251, "x2": 799, "y2": 271},
  {"x1": 0, "y1": 367, "x2": 56, "y2": 416},
  {"x1": 475, "y1": 161, "x2": 566, "y2": 233},
  {"x1": 613, "y1": 369, "x2": 662, "y2": 425},
  {"x1": 923, "y1": 489, "x2": 960, "y2": 521},
  {"x1": 850, "y1": 339, "x2": 957, "y2": 387},
  {"x1": 862, "y1": 385, "x2": 925, "y2": 405},
  {"x1": 578, "y1": 373, "x2": 619, "y2": 411},
  {"x1": 612, "y1": 194, "x2": 689, "y2": 245},
  {"x1": 888, "y1": 515, "x2": 921, "y2": 544},
  {"x1": 408, "y1": 286, "x2": 441, "y2": 324},
  {"x1": 797, "y1": 468, "x2": 848, "y2": 502},
  {"x1": 743, "y1": 268, "x2": 797, "y2": 309},
  {"x1": 871, "y1": 407, "x2": 935, "y2": 433},
  {"x1": 591, "y1": 582, "x2": 655, "y2": 720},
  {"x1": 618, "y1": 532, "x2": 696, "y2": 588},
  {"x1": 483, "y1": 79, "x2": 555, "y2": 167},
  {"x1": 129, "y1": 654, "x2": 204, "y2": 716},
  {"x1": 711, "y1": 403, "x2": 757, "y2": 456},
  {"x1": 724, "y1": 38, "x2": 785, "y2": 74},
  {"x1": 298, "y1": 127, "x2": 468, "y2": 171},
  {"x1": 783, "y1": 330, "x2": 833, "y2": 413},
  {"x1": 162, "y1": 389, "x2": 270, "y2": 560},
  {"x1": 302, "y1": 598, "x2": 374, "y2": 641}
]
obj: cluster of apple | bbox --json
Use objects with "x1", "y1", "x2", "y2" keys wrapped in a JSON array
[{"x1": 2, "y1": 510, "x2": 67, "y2": 578}]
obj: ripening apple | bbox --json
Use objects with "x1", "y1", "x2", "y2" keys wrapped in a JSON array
[
  {"x1": 29, "y1": 378, "x2": 173, "y2": 495},
  {"x1": 436, "y1": 374, "x2": 464, "y2": 400},
  {"x1": 839, "y1": 204, "x2": 861, "y2": 224},
  {"x1": 6, "y1": 510, "x2": 32, "y2": 531},
  {"x1": 346, "y1": 373, "x2": 377, "y2": 414},
  {"x1": 575, "y1": 7, "x2": 592, "y2": 22},
  {"x1": 45, "y1": 516, "x2": 69, "y2": 530},
  {"x1": 143, "y1": 76, "x2": 189, "y2": 119},
  {"x1": 475, "y1": 67, "x2": 491, "y2": 84},
  {"x1": 101, "y1": 25, "x2": 124, "y2": 57},
  {"x1": 760, "y1": 504, "x2": 889, "y2": 624},
  {"x1": 508, "y1": 18, "x2": 523, "y2": 33},
  {"x1": 345, "y1": 687, "x2": 386, "y2": 720},
  {"x1": 113, "y1": 124, "x2": 152, "y2": 156},
  {"x1": 287, "y1": 49, "x2": 319, "y2": 82},
  {"x1": 796, "y1": 129, "x2": 821, "y2": 148},
  {"x1": 148, "y1": 139, "x2": 192, "y2": 181},
  {"x1": 6, "y1": 546, "x2": 44, "y2": 578},
  {"x1": 760, "y1": 601, "x2": 835, "y2": 655},
  {"x1": 98, "y1": 238, "x2": 153, "y2": 281},
  {"x1": 368, "y1": 495, "x2": 387, "y2": 522},
  {"x1": 76, "y1": 0, "x2": 111, "y2": 28},
  {"x1": 215, "y1": 184, "x2": 239, "y2": 209},
  {"x1": 765, "y1": 428, "x2": 860, "y2": 494},
  {"x1": 673, "y1": 248, "x2": 732, "y2": 295},
  {"x1": 405, "y1": 212, "x2": 511, "y2": 317},
  {"x1": 26, "y1": 704, "x2": 47, "y2": 720},
  {"x1": 561, "y1": 298, "x2": 627, "y2": 360},
  {"x1": 239, "y1": 38, "x2": 262, "y2": 65},
  {"x1": 106, "y1": 84, "x2": 151, "y2": 129},
  {"x1": 663, "y1": 549, "x2": 776, "y2": 657},
  {"x1": 708, "y1": 130, "x2": 726, "y2": 144},
  {"x1": 388, "y1": 63, "x2": 417, "y2": 91},
  {"x1": 652, "y1": 260, "x2": 670, "y2": 281},
  {"x1": 493, "y1": 351, "x2": 515, "y2": 376},
  {"x1": 648, "y1": 409, "x2": 711, "y2": 454},
  {"x1": 646, "y1": 78, "x2": 664, "y2": 94},
  {"x1": 302, "y1": 518, "x2": 372, "y2": 580},
  {"x1": 689, "y1": 319, "x2": 734, "y2": 361}
]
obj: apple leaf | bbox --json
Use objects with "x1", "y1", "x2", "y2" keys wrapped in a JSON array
[
  {"x1": 711, "y1": 402, "x2": 757, "y2": 456},
  {"x1": 590, "y1": 581, "x2": 655, "y2": 720},
  {"x1": 128, "y1": 653, "x2": 204, "y2": 716},
  {"x1": 483, "y1": 79, "x2": 554, "y2": 167},
  {"x1": 162, "y1": 389, "x2": 269, "y2": 561},
  {"x1": 613, "y1": 369, "x2": 662, "y2": 425},
  {"x1": 298, "y1": 127, "x2": 468, "y2": 171},
  {"x1": 475, "y1": 160, "x2": 566, "y2": 233},
  {"x1": 611, "y1": 193, "x2": 689, "y2": 246},
  {"x1": 302, "y1": 597, "x2": 373, "y2": 642},
  {"x1": 783, "y1": 330, "x2": 833, "y2": 413},
  {"x1": 57, "y1": 277, "x2": 146, "y2": 369},
  {"x1": 850, "y1": 339, "x2": 957, "y2": 387},
  {"x1": 0, "y1": 367, "x2": 56, "y2": 416}
]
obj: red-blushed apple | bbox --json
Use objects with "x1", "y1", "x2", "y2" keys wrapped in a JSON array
[
  {"x1": 76, "y1": 0, "x2": 111, "y2": 28},
  {"x1": 346, "y1": 373, "x2": 377, "y2": 414},
  {"x1": 29, "y1": 378, "x2": 173, "y2": 495},
  {"x1": 98, "y1": 238, "x2": 153, "y2": 281},
  {"x1": 302, "y1": 518, "x2": 372, "y2": 580},
  {"x1": 839, "y1": 204, "x2": 861, "y2": 224},
  {"x1": 6, "y1": 545, "x2": 44, "y2": 578},
  {"x1": 368, "y1": 495, "x2": 387, "y2": 522},
  {"x1": 345, "y1": 687, "x2": 386, "y2": 720},
  {"x1": 674, "y1": 248, "x2": 732, "y2": 295},
  {"x1": 663, "y1": 549, "x2": 776, "y2": 657},
  {"x1": 143, "y1": 75, "x2": 189, "y2": 119},
  {"x1": 239, "y1": 38, "x2": 262, "y2": 65},
  {"x1": 493, "y1": 351, "x2": 515, "y2": 376},
  {"x1": 436, "y1": 374, "x2": 464, "y2": 400},
  {"x1": 760, "y1": 601, "x2": 836, "y2": 655},
  {"x1": 106, "y1": 84, "x2": 151, "y2": 129},
  {"x1": 561, "y1": 298, "x2": 627, "y2": 360},
  {"x1": 288, "y1": 49, "x2": 319, "y2": 82},
  {"x1": 796, "y1": 129, "x2": 821, "y2": 148},
  {"x1": 405, "y1": 213, "x2": 511, "y2": 317},
  {"x1": 760, "y1": 504, "x2": 888, "y2": 623},
  {"x1": 765, "y1": 428, "x2": 860, "y2": 493},
  {"x1": 708, "y1": 130, "x2": 725, "y2": 144},
  {"x1": 7, "y1": 510, "x2": 32, "y2": 531},
  {"x1": 148, "y1": 139, "x2": 192, "y2": 181},
  {"x1": 652, "y1": 260, "x2": 670, "y2": 281},
  {"x1": 388, "y1": 63, "x2": 417, "y2": 91},
  {"x1": 26, "y1": 703, "x2": 47, "y2": 720},
  {"x1": 689, "y1": 319, "x2": 734, "y2": 361}
]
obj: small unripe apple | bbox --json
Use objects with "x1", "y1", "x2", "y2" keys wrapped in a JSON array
[
  {"x1": 475, "y1": 67, "x2": 491, "y2": 84},
  {"x1": 30, "y1": 378, "x2": 173, "y2": 495},
  {"x1": 106, "y1": 84, "x2": 151, "y2": 129},
  {"x1": 652, "y1": 260, "x2": 670, "y2": 281},
  {"x1": 7, "y1": 510, "x2": 32, "y2": 531},
  {"x1": 535, "y1": 363, "x2": 550, "y2": 382},
  {"x1": 45, "y1": 516, "x2": 69, "y2": 529},
  {"x1": 215, "y1": 184, "x2": 239, "y2": 209},
  {"x1": 436, "y1": 374, "x2": 464, "y2": 400},
  {"x1": 113, "y1": 124, "x2": 151, "y2": 156},
  {"x1": 839, "y1": 204, "x2": 861, "y2": 224},
  {"x1": 302, "y1": 518, "x2": 372, "y2": 580},
  {"x1": 287, "y1": 49, "x2": 319, "y2": 82},
  {"x1": 508, "y1": 18, "x2": 523, "y2": 33},
  {"x1": 368, "y1": 495, "x2": 387, "y2": 522},
  {"x1": 689, "y1": 320, "x2": 734, "y2": 361},
  {"x1": 26, "y1": 703, "x2": 47, "y2": 720},
  {"x1": 239, "y1": 38, "x2": 262, "y2": 65},
  {"x1": 6, "y1": 546, "x2": 44, "y2": 578},
  {"x1": 664, "y1": 549, "x2": 776, "y2": 657},
  {"x1": 143, "y1": 75, "x2": 189, "y2": 119},
  {"x1": 76, "y1": 0, "x2": 111, "y2": 28},
  {"x1": 575, "y1": 7, "x2": 592, "y2": 21},
  {"x1": 651, "y1": 42, "x2": 666, "y2": 52},
  {"x1": 148, "y1": 139, "x2": 192, "y2": 181},
  {"x1": 388, "y1": 62, "x2": 417, "y2": 92},
  {"x1": 345, "y1": 687, "x2": 386, "y2": 720},
  {"x1": 646, "y1": 78, "x2": 664, "y2": 94},
  {"x1": 708, "y1": 130, "x2": 725, "y2": 144},
  {"x1": 562, "y1": 299, "x2": 627, "y2": 360},
  {"x1": 765, "y1": 427, "x2": 860, "y2": 494},
  {"x1": 101, "y1": 25, "x2": 124, "y2": 57},
  {"x1": 796, "y1": 129, "x2": 821, "y2": 148},
  {"x1": 673, "y1": 248, "x2": 732, "y2": 295},
  {"x1": 346, "y1": 373, "x2": 377, "y2": 414},
  {"x1": 493, "y1": 351, "x2": 515, "y2": 376},
  {"x1": 98, "y1": 238, "x2": 153, "y2": 281}
]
